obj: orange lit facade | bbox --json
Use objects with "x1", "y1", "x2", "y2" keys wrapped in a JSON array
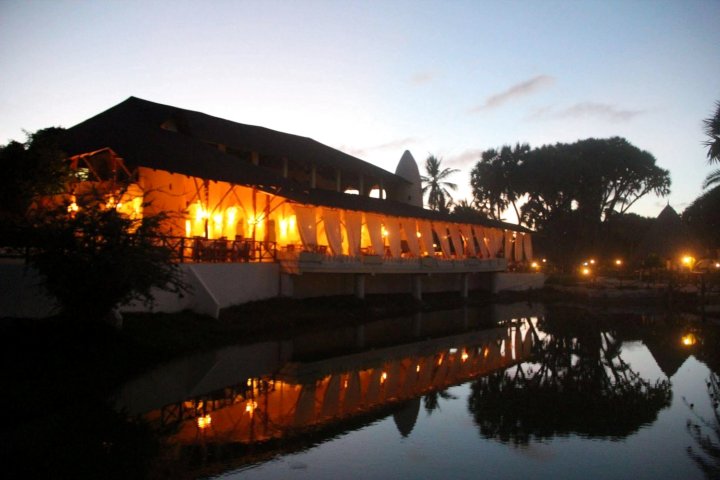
[{"x1": 61, "y1": 97, "x2": 534, "y2": 268}]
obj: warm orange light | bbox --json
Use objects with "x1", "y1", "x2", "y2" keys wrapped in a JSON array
[
  {"x1": 67, "y1": 201, "x2": 79, "y2": 214},
  {"x1": 382, "y1": 226, "x2": 388, "y2": 237},
  {"x1": 681, "y1": 333, "x2": 697, "y2": 347},
  {"x1": 197, "y1": 414, "x2": 212, "y2": 429},
  {"x1": 581, "y1": 267, "x2": 591, "y2": 276},
  {"x1": 589, "y1": 259, "x2": 596, "y2": 265},
  {"x1": 416, "y1": 364, "x2": 421, "y2": 373},
  {"x1": 531, "y1": 261, "x2": 539, "y2": 270},
  {"x1": 715, "y1": 262, "x2": 720, "y2": 269},
  {"x1": 185, "y1": 220, "x2": 191, "y2": 238},
  {"x1": 483, "y1": 347, "x2": 489, "y2": 358},
  {"x1": 461, "y1": 350, "x2": 469, "y2": 362},
  {"x1": 380, "y1": 372, "x2": 388, "y2": 384},
  {"x1": 416, "y1": 231, "x2": 422, "y2": 238},
  {"x1": 245, "y1": 400, "x2": 257, "y2": 415},
  {"x1": 682, "y1": 255, "x2": 695, "y2": 266},
  {"x1": 615, "y1": 259, "x2": 623, "y2": 266},
  {"x1": 279, "y1": 218, "x2": 288, "y2": 237}
]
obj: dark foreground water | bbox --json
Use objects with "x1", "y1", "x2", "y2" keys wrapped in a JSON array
[{"x1": 118, "y1": 304, "x2": 720, "y2": 479}]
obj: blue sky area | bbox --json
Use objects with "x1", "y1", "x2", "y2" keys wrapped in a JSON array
[{"x1": 1, "y1": 0, "x2": 718, "y2": 219}]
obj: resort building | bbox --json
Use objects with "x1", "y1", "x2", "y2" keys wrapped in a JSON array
[{"x1": 5, "y1": 97, "x2": 542, "y2": 318}]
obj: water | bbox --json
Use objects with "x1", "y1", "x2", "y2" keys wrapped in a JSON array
[{"x1": 118, "y1": 304, "x2": 720, "y2": 479}]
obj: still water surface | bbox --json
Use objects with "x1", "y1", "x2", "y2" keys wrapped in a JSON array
[{"x1": 118, "y1": 304, "x2": 719, "y2": 479}]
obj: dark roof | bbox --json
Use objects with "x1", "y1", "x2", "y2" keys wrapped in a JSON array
[
  {"x1": 61, "y1": 96, "x2": 527, "y2": 232},
  {"x1": 295, "y1": 188, "x2": 528, "y2": 231},
  {"x1": 62, "y1": 96, "x2": 401, "y2": 186}
]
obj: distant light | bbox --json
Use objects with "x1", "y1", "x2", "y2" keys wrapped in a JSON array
[
  {"x1": 461, "y1": 350, "x2": 469, "y2": 362},
  {"x1": 615, "y1": 259, "x2": 623, "y2": 266},
  {"x1": 589, "y1": 259, "x2": 596, "y2": 265},
  {"x1": 715, "y1": 262, "x2": 720, "y2": 269},
  {"x1": 449, "y1": 348, "x2": 458, "y2": 354},
  {"x1": 380, "y1": 372, "x2": 388, "y2": 384},
  {"x1": 581, "y1": 267, "x2": 591, "y2": 276},
  {"x1": 583, "y1": 262, "x2": 589, "y2": 266},
  {"x1": 682, "y1": 255, "x2": 695, "y2": 266},
  {"x1": 197, "y1": 414, "x2": 212, "y2": 429},
  {"x1": 681, "y1": 333, "x2": 697, "y2": 347},
  {"x1": 416, "y1": 231, "x2": 422, "y2": 238},
  {"x1": 531, "y1": 261, "x2": 540, "y2": 269},
  {"x1": 416, "y1": 364, "x2": 421, "y2": 373},
  {"x1": 245, "y1": 401, "x2": 257, "y2": 415},
  {"x1": 542, "y1": 258, "x2": 547, "y2": 263}
]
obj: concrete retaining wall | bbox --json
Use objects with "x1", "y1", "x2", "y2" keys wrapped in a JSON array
[{"x1": 0, "y1": 260, "x2": 544, "y2": 320}]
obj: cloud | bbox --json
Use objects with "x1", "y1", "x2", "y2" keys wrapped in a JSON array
[
  {"x1": 469, "y1": 75, "x2": 554, "y2": 112},
  {"x1": 530, "y1": 102, "x2": 647, "y2": 122},
  {"x1": 445, "y1": 148, "x2": 483, "y2": 169},
  {"x1": 339, "y1": 137, "x2": 418, "y2": 158},
  {"x1": 410, "y1": 72, "x2": 434, "y2": 85}
]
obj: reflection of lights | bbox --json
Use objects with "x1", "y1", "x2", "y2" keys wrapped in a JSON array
[
  {"x1": 437, "y1": 355, "x2": 444, "y2": 366},
  {"x1": 382, "y1": 226, "x2": 388, "y2": 237},
  {"x1": 343, "y1": 379, "x2": 348, "y2": 389},
  {"x1": 416, "y1": 364, "x2": 421, "y2": 373},
  {"x1": 380, "y1": 372, "x2": 387, "y2": 384},
  {"x1": 461, "y1": 350, "x2": 469, "y2": 362},
  {"x1": 416, "y1": 231, "x2": 422, "y2": 238},
  {"x1": 681, "y1": 333, "x2": 697, "y2": 347},
  {"x1": 197, "y1": 414, "x2": 212, "y2": 429},
  {"x1": 245, "y1": 401, "x2": 258, "y2": 415},
  {"x1": 483, "y1": 347, "x2": 489, "y2": 358}
]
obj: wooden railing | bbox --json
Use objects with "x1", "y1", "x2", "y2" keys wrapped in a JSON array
[
  {"x1": 154, "y1": 236, "x2": 277, "y2": 263},
  {"x1": 0, "y1": 236, "x2": 277, "y2": 264}
]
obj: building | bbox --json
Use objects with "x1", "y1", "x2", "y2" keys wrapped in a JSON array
[{"x1": 6, "y1": 97, "x2": 542, "y2": 318}]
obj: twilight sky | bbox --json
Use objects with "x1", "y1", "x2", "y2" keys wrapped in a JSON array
[{"x1": 1, "y1": 0, "x2": 718, "y2": 220}]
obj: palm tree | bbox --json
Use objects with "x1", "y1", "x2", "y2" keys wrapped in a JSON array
[
  {"x1": 421, "y1": 155, "x2": 459, "y2": 213},
  {"x1": 703, "y1": 101, "x2": 720, "y2": 189}
]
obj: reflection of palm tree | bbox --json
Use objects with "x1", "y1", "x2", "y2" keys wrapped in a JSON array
[
  {"x1": 423, "y1": 389, "x2": 458, "y2": 415},
  {"x1": 421, "y1": 155, "x2": 459, "y2": 213}
]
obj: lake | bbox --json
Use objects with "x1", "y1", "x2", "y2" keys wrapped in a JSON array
[{"x1": 118, "y1": 303, "x2": 720, "y2": 479}]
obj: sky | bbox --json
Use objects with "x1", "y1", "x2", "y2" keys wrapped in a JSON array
[{"x1": 1, "y1": 0, "x2": 719, "y2": 220}]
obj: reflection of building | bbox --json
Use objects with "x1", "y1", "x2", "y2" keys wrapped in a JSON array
[
  {"x1": 117, "y1": 313, "x2": 538, "y2": 473},
  {"x1": 50, "y1": 97, "x2": 543, "y2": 316}
]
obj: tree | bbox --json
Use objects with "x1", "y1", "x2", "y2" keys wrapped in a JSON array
[
  {"x1": 1, "y1": 129, "x2": 185, "y2": 322},
  {"x1": 0, "y1": 127, "x2": 71, "y2": 221},
  {"x1": 703, "y1": 100, "x2": 720, "y2": 189},
  {"x1": 421, "y1": 155, "x2": 459, "y2": 213},
  {"x1": 470, "y1": 143, "x2": 529, "y2": 221},
  {"x1": 451, "y1": 198, "x2": 488, "y2": 220},
  {"x1": 683, "y1": 185, "x2": 720, "y2": 253}
]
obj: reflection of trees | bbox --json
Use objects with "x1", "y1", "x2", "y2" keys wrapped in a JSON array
[
  {"x1": 686, "y1": 374, "x2": 720, "y2": 479},
  {"x1": 468, "y1": 309, "x2": 672, "y2": 444}
]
